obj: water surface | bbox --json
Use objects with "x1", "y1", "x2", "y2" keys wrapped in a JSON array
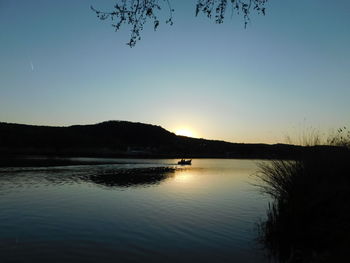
[{"x1": 0, "y1": 158, "x2": 269, "y2": 262}]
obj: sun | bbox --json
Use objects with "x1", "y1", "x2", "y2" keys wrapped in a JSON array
[{"x1": 175, "y1": 129, "x2": 194, "y2": 137}]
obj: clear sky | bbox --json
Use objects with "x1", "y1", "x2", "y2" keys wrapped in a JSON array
[{"x1": 1, "y1": 0, "x2": 349, "y2": 143}]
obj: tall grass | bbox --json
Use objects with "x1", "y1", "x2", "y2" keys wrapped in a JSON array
[{"x1": 256, "y1": 129, "x2": 350, "y2": 262}]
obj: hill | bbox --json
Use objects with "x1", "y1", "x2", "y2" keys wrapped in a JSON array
[{"x1": 0, "y1": 120, "x2": 303, "y2": 159}]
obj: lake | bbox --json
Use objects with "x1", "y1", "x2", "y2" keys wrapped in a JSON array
[{"x1": 0, "y1": 158, "x2": 270, "y2": 262}]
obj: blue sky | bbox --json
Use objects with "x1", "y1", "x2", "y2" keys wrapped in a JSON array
[{"x1": 1, "y1": 0, "x2": 349, "y2": 143}]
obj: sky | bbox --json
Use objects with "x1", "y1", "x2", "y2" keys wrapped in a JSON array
[{"x1": 0, "y1": 0, "x2": 349, "y2": 143}]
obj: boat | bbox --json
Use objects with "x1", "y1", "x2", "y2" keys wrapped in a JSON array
[{"x1": 178, "y1": 159, "x2": 192, "y2": 165}]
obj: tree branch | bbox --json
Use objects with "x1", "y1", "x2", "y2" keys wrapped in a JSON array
[{"x1": 92, "y1": 0, "x2": 268, "y2": 47}]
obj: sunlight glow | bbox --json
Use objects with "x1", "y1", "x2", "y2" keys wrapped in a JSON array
[
  {"x1": 175, "y1": 129, "x2": 194, "y2": 137},
  {"x1": 173, "y1": 171, "x2": 194, "y2": 184}
]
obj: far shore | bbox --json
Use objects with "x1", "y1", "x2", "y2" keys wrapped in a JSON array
[
  {"x1": 2, "y1": 148, "x2": 350, "y2": 168},
  {"x1": 0, "y1": 154, "x2": 272, "y2": 168}
]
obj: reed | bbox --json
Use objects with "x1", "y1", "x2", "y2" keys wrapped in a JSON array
[{"x1": 256, "y1": 129, "x2": 350, "y2": 262}]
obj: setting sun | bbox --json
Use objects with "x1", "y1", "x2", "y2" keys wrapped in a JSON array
[{"x1": 175, "y1": 129, "x2": 195, "y2": 137}]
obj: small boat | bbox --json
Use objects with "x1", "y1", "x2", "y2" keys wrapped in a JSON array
[{"x1": 178, "y1": 159, "x2": 192, "y2": 165}]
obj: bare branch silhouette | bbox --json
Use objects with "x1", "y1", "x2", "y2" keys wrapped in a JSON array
[
  {"x1": 92, "y1": 0, "x2": 268, "y2": 47},
  {"x1": 91, "y1": 0, "x2": 174, "y2": 47}
]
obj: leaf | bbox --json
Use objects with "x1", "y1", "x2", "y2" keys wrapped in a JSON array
[{"x1": 154, "y1": 20, "x2": 159, "y2": 30}]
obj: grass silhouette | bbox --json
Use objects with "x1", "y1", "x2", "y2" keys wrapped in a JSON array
[{"x1": 257, "y1": 128, "x2": 350, "y2": 262}]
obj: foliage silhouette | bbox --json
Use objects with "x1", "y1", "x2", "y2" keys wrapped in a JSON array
[
  {"x1": 256, "y1": 130, "x2": 350, "y2": 262},
  {"x1": 91, "y1": 0, "x2": 268, "y2": 47}
]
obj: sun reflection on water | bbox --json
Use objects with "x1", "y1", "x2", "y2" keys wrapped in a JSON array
[{"x1": 173, "y1": 171, "x2": 194, "y2": 184}]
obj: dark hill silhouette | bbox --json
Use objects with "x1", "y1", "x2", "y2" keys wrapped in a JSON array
[{"x1": 0, "y1": 120, "x2": 330, "y2": 159}]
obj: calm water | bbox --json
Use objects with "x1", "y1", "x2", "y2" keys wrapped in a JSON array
[{"x1": 0, "y1": 158, "x2": 270, "y2": 262}]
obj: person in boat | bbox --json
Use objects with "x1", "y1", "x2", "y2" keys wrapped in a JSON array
[{"x1": 178, "y1": 159, "x2": 192, "y2": 165}]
